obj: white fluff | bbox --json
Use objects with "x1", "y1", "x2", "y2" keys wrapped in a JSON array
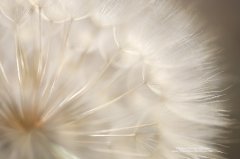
[{"x1": 0, "y1": 0, "x2": 229, "y2": 159}]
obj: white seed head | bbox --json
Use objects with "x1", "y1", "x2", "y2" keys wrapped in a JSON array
[{"x1": 0, "y1": 0, "x2": 230, "y2": 159}]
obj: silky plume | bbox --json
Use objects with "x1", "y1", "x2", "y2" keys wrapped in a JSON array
[{"x1": 0, "y1": 0, "x2": 230, "y2": 159}]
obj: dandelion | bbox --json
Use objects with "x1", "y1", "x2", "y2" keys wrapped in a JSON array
[{"x1": 0, "y1": 0, "x2": 230, "y2": 159}]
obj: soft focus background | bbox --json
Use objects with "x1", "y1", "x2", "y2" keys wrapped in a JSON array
[{"x1": 182, "y1": 1, "x2": 240, "y2": 159}]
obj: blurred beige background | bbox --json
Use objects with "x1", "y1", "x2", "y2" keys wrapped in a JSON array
[{"x1": 182, "y1": 1, "x2": 240, "y2": 159}]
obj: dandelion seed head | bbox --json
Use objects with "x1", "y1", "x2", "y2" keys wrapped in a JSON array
[{"x1": 0, "y1": 0, "x2": 230, "y2": 159}]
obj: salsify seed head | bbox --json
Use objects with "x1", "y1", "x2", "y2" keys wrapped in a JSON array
[{"x1": 0, "y1": 0, "x2": 230, "y2": 159}]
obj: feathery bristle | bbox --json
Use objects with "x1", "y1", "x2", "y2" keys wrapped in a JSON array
[{"x1": 0, "y1": 0, "x2": 230, "y2": 159}]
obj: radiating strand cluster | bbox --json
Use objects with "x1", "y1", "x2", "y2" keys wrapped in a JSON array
[{"x1": 0, "y1": 0, "x2": 230, "y2": 159}]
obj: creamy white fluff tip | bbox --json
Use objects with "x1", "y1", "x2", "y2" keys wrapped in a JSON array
[{"x1": 0, "y1": 0, "x2": 230, "y2": 159}]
